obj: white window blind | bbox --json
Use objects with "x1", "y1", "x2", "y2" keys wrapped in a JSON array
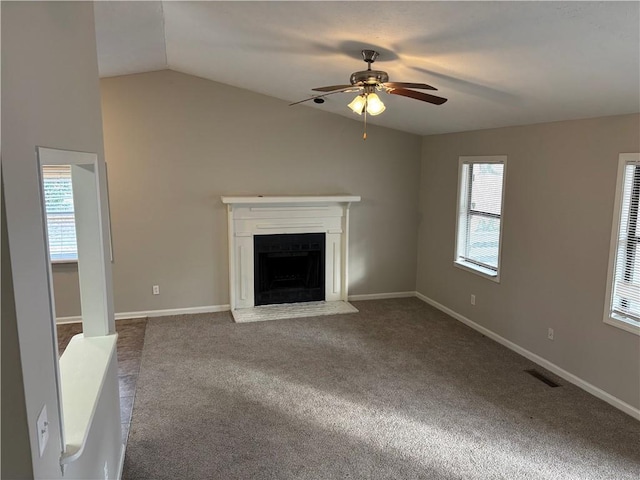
[
  {"x1": 455, "y1": 157, "x2": 506, "y2": 279},
  {"x1": 608, "y1": 157, "x2": 640, "y2": 329},
  {"x1": 42, "y1": 165, "x2": 78, "y2": 262}
]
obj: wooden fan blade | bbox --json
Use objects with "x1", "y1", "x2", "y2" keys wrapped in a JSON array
[
  {"x1": 312, "y1": 84, "x2": 353, "y2": 92},
  {"x1": 383, "y1": 82, "x2": 437, "y2": 91},
  {"x1": 289, "y1": 87, "x2": 360, "y2": 106},
  {"x1": 289, "y1": 96, "x2": 320, "y2": 106},
  {"x1": 387, "y1": 88, "x2": 448, "y2": 105}
]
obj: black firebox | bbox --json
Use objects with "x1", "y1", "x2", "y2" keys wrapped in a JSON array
[{"x1": 254, "y1": 233, "x2": 325, "y2": 306}]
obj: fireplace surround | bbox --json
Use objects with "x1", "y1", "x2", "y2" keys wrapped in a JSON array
[{"x1": 221, "y1": 195, "x2": 360, "y2": 320}]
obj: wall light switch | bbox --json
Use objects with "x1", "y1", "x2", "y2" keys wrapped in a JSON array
[
  {"x1": 470, "y1": 294, "x2": 476, "y2": 306},
  {"x1": 36, "y1": 404, "x2": 49, "y2": 457}
]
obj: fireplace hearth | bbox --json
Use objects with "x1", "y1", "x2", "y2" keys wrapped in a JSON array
[{"x1": 254, "y1": 233, "x2": 325, "y2": 306}]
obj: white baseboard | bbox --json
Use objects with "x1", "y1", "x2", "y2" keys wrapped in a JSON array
[
  {"x1": 348, "y1": 291, "x2": 415, "y2": 301},
  {"x1": 57, "y1": 292, "x2": 639, "y2": 419},
  {"x1": 56, "y1": 304, "x2": 231, "y2": 324},
  {"x1": 414, "y1": 291, "x2": 640, "y2": 420},
  {"x1": 56, "y1": 315, "x2": 83, "y2": 324},
  {"x1": 116, "y1": 304, "x2": 230, "y2": 319},
  {"x1": 116, "y1": 441, "x2": 125, "y2": 480},
  {"x1": 58, "y1": 291, "x2": 415, "y2": 323}
]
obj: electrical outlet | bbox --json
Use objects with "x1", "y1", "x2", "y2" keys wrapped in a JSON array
[
  {"x1": 548, "y1": 328, "x2": 554, "y2": 340},
  {"x1": 36, "y1": 405, "x2": 49, "y2": 457},
  {"x1": 152, "y1": 285, "x2": 160, "y2": 295},
  {"x1": 470, "y1": 294, "x2": 476, "y2": 306}
]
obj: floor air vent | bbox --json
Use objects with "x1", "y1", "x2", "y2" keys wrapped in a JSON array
[{"x1": 525, "y1": 369, "x2": 561, "y2": 388}]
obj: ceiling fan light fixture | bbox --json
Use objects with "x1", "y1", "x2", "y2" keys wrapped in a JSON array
[
  {"x1": 291, "y1": 49, "x2": 447, "y2": 138},
  {"x1": 365, "y1": 93, "x2": 386, "y2": 116},
  {"x1": 348, "y1": 94, "x2": 366, "y2": 115}
]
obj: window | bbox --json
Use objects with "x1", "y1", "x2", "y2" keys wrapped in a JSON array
[
  {"x1": 42, "y1": 165, "x2": 77, "y2": 262},
  {"x1": 454, "y1": 156, "x2": 506, "y2": 281},
  {"x1": 604, "y1": 153, "x2": 640, "y2": 335}
]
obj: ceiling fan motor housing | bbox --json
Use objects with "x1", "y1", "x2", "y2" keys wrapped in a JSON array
[{"x1": 350, "y1": 70, "x2": 389, "y2": 86}]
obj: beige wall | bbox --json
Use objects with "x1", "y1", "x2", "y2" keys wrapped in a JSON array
[
  {"x1": 417, "y1": 114, "x2": 640, "y2": 409},
  {"x1": 52, "y1": 263, "x2": 81, "y2": 318},
  {"x1": 2, "y1": 2, "x2": 121, "y2": 477},
  {"x1": 2, "y1": 179, "x2": 34, "y2": 479},
  {"x1": 53, "y1": 69, "x2": 422, "y2": 316}
]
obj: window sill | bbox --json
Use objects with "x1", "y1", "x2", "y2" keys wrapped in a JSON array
[
  {"x1": 454, "y1": 260, "x2": 500, "y2": 283},
  {"x1": 605, "y1": 315, "x2": 640, "y2": 336},
  {"x1": 51, "y1": 259, "x2": 78, "y2": 265},
  {"x1": 58, "y1": 333, "x2": 118, "y2": 464}
]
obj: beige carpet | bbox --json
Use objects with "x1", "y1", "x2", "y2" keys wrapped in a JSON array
[{"x1": 123, "y1": 298, "x2": 640, "y2": 479}]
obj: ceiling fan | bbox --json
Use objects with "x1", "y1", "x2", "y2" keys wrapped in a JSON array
[{"x1": 290, "y1": 49, "x2": 448, "y2": 138}]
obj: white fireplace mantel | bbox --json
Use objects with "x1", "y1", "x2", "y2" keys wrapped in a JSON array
[
  {"x1": 221, "y1": 195, "x2": 361, "y2": 205},
  {"x1": 222, "y1": 195, "x2": 361, "y2": 312}
]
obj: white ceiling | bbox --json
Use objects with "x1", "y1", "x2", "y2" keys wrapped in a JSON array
[{"x1": 94, "y1": 1, "x2": 640, "y2": 136}]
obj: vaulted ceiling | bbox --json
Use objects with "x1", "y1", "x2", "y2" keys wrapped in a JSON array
[{"x1": 94, "y1": 1, "x2": 640, "y2": 135}]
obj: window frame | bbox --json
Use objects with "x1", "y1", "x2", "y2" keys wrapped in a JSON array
[
  {"x1": 604, "y1": 153, "x2": 640, "y2": 336},
  {"x1": 454, "y1": 155, "x2": 507, "y2": 282}
]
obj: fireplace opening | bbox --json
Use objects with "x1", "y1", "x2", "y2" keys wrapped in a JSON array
[{"x1": 254, "y1": 233, "x2": 325, "y2": 306}]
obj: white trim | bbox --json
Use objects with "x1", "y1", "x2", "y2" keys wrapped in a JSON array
[
  {"x1": 56, "y1": 316, "x2": 84, "y2": 324},
  {"x1": 226, "y1": 204, "x2": 236, "y2": 313},
  {"x1": 55, "y1": 292, "x2": 639, "y2": 419},
  {"x1": 343, "y1": 204, "x2": 352, "y2": 301},
  {"x1": 453, "y1": 259, "x2": 499, "y2": 283},
  {"x1": 348, "y1": 291, "x2": 416, "y2": 301},
  {"x1": 116, "y1": 304, "x2": 230, "y2": 319},
  {"x1": 604, "y1": 315, "x2": 640, "y2": 335},
  {"x1": 56, "y1": 304, "x2": 231, "y2": 323},
  {"x1": 57, "y1": 293, "x2": 423, "y2": 323},
  {"x1": 603, "y1": 153, "x2": 640, "y2": 336},
  {"x1": 454, "y1": 155, "x2": 507, "y2": 283},
  {"x1": 223, "y1": 195, "x2": 360, "y2": 310},
  {"x1": 55, "y1": 292, "x2": 424, "y2": 322},
  {"x1": 117, "y1": 441, "x2": 126, "y2": 480},
  {"x1": 38, "y1": 147, "x2": 112, "y2": 337},
  {"x1": 59, "y1": 334, "x2": 118, "y2": 464},
  {"x1": 52, "y1": 259, "x2": 78, "y2": 265},
  {"x1": 415, "y1": 291, "x2": 640, "y2": 420},
  {"x1": 114, "y1": 312, "x2": 148, "y2": 320},
  {"x1": 55, "y1": 293, "x2": 414, "y2": 322},
  {"x1": 221, "y1": 195, "x2": 361, "y2": 205}
]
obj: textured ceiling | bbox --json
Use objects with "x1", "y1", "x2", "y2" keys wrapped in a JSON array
[{"x1": 94, "y1": 1, "x2": 640, "y2": 136}]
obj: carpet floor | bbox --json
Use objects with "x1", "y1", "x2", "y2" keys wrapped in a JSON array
[{"x1": 123, "y1": 298, "x2": 640, "y2": 479}]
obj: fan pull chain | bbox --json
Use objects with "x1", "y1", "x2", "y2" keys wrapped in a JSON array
[{"x1": 363, "y1": 105, "x2": 367, "y2": 140}]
